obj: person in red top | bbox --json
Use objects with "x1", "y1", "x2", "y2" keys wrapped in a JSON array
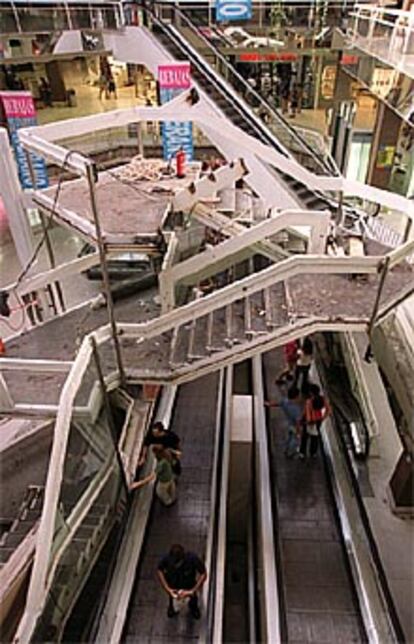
[
  {"x1": 299, "y1": 383, "x2": 331, "y2": 458},
  {"x1": 276, "y1": 339, "x2": 299, "y2": 384}
]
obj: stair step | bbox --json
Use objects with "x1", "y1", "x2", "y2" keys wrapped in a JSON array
[
  {"x1": 171, "y1": 324, "x2": 191, "y2": 366},
  {"x1": 206, "y1": 311, "x2": 214, "y2": 353},
  {"x1": 225, "y1": 304, "x2": 233, "y2": 346},
  {"x1": 3, "y1": 531, "x2": 27, "y2": 550},
  {"x1": 0, "y1": 548, "x2": 15, "y2": 563},
  {"x1": 188, "y1": 315, "x2": 209, "y2": 360},
  {"x1": 20, "y1": 508, "x2": 42, "y2": 522},
  {"x1": 209, "y1": 306, "x2": 228, "y2": 350},
  {"x1": 268, "y1": 283, "x2": 289, "y2": 327},
  {"x1": 75, "y1": 525, "x2": 99, "y2": 541},
  {"x1": 250, "y1": 290, "x2": 268, "y2": 334},
  {"x1": 232, "y1": 299, "x2": 247, "y2": 342},
  {"x1": 244, "y1": 295, "x2": 252, "y2": 337}
]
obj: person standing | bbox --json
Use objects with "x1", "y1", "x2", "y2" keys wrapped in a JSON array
[
  {"x1": 131, "y1": 445, "x2": 177, "y2": 506},
  {"x1": 98, "y1": 73, "x2": 108, "y2": 100},
  {"x1": 266, "y1": 384, "x2": 302, "y2": 458},
  {"x1": 107, "y1": 74, "x2": 117, "y2": 99},
  {"x1": 276, "y1": 339, "x2": 299, "y2": 384},
  {"x1": 138, "y1": 421, "x2": 182, "y2": 476},
  {"x1": 157, "y1": 544, "x2": 207, "y2": 619},
  {"x1": 299, "y1": 383, "x2": 331, "y2": 458},
  {"x1": 294, "y1": 337, "x2": 314, "y2": 394},
  {"x1": 289, "y1": 83, "x2": 299, "y2": 118}
]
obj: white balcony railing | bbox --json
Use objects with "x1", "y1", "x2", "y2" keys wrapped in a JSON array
[{"x1": 348, "y1": 5, "x2": 414, "y2": 80}]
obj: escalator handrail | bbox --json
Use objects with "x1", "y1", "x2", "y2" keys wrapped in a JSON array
[
  {"x1": 148, "y1": 8, "x2": 291, "y2": 161},
  {"x1": 147, "y1": 8, "x2": 367, "y2": 218},
  {"x1": 317, "y1": 352, "x2": 406, "y2": 644},
  {"x1": 167, "y1": 5, "x2": 339, "y2": 176},
  {"x1": 200, "y1": 368, "x2": 226, "y2": 642}
]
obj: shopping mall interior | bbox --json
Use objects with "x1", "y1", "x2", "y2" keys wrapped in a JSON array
[{"x1": 0, "y1": 1, "x2": 413, "y2": 642}]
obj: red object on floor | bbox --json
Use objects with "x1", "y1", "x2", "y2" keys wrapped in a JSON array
[
  {"x1": 175, "y1": 148, "x2": 186, "y2": 178},
  {"x1": 0, "y1": 338, "x2": 5, "y2": 355}
]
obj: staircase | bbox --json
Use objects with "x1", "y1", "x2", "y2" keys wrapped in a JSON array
[
  {"x1": 121, "y1": 270, "x2": 376, "y2": 383},
  {"x1": 0, "y1": 486, "x2": 44, "y2": 569},
  {"x1": 33, "y1": 499, "x2": 115, "y2": 641}
]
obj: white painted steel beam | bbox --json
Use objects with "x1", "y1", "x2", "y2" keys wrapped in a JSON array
[
  {"x1": 32, "y1": 191, "x2": 97, "y2": 241},
  {"x1": 18, "y1": 90, "x2": 414, "y2": 220},
  {"x1": 17, "y1": 132, "x2": 90, "y2": 177},
  {"x1": 172, "y1": 158, "x2": 248, "y2": 211},
  {"x1": 15, "y1": 339, "x2": 93, "y2": 644},
  {"x1": 119, "y1": 254, "x2": 381, "y2": 342},
  {"x1": 0, "y1": 358, "x2": 73, "y2": 372},
  {"x1": 169, "y1": 209, "x2": 330, "y2": 284},
  {"x1": 126, "y1": 320, "x2": 368, "y2": 387}
]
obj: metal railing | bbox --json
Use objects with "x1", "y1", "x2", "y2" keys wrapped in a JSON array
[
  {"x1": 153, "y1": 3, "x2": 339, "y2": 176},
  {"x1": 9, "y1": 230, "x2": 414, "y2": 641},
  {"x1": 0, "y1": 1, "x2": 124, "y2": 35},
  {"x1": 347, "y1": 5, "x2": 414, "y2": 79}
]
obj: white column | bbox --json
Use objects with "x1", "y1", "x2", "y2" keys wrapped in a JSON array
[{"x1": 0, "y1": 128, "x2": 34, "y2": 268}]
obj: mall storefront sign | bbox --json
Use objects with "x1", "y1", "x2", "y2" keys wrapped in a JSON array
[
  {"x1": 216, "y1": 0, "x2": 252, "y2": 22},
  {"x1": 158, "y1": 63, "x2": 193, "y2": 162},
  {"x1": 0, "y1": 91, "x2": 48, "y2": 190}
]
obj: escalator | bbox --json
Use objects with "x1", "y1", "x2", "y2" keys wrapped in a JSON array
[
  {"x1": 122, "y1": 373, "x2": 220, "y2": 642},
  {"x1": 262, "y1": 348, "x2": 368, "y2": 643},
  {"x1": 116, "y1": 362, "x2": 276, "y2": 644},
  {"x1": 146, "y1": 6, "x2": 336, "y2": 211},
  {"x1": 261, "y1": 345, "x2": 404, "y2": 643}
]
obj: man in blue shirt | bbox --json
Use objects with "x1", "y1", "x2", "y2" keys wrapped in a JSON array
[{"x1": 266, "y1": 385, "x2": 302, "y2": 458}]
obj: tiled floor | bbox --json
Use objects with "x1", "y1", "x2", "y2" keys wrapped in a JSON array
[{"x1": 123, "y1": 373, "x2": 219, "y2": 643}]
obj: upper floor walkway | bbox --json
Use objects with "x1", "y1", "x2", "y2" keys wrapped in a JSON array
[{"x1": 347, "y1": 4, "x2": 414, "y2": 81}]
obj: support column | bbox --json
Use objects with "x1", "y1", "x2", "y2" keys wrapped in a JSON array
[{"x1": 0, "y1": 129, "x2": 34, "y2": 268}]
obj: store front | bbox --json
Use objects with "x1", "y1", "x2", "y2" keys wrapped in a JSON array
[{"x1": 346, "y1": 132, "x2": 372, "y2": 183}]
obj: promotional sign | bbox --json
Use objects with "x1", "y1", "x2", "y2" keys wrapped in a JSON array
[
  {"x1": 216, "y1": 0, "x2": 252, "y2": 23},
  {"x1": 239, "y1": 52, "x2": 298, "y2": 63},
  {"x1": 158, "y1": 63, "x2": 193, "y2": 162},
  {"x1": 0, "y1": 91, "x2": 48, "y2": 189}
]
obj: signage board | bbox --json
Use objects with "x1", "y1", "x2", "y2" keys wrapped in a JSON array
[
  {"x1": 158, "y1": 63, "x2": 193, "y2": 162},
  {"x1": 239, "y1": 52, "x2": 297, "y2": 62},
  {"x1": 216, "y1": 0, "x2": 252, "y2": 22},
  {"x1": 0, "y1": 91, "x2": 48, "y2": 189}
]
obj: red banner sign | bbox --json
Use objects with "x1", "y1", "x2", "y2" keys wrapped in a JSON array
[{"x1": 239, "y1": 52, "x2": 298, "y2": 63}]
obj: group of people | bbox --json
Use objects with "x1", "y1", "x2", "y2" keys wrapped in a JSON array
[
  {"x1": 130, "y1": 420, "x2": 181, "y2": 506},
  {"x1": 266, "y1": 337, "x2": 331, "y2": 459},
  {"x1": 130, "y1": 421, "x2": 207, "y2": 620}
]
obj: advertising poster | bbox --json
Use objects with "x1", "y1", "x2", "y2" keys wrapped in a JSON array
[
  {"x1": 216, "y1": 0, "x2": 252, "y2": 23},
  {"x1": 0, "y1": 91, "x2": 49, "y2": 190},
  {"x1": 158, "y1": 63, "x2": 193, "y2": 162}
]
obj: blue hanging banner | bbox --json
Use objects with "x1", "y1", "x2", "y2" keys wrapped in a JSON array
[
  {"x1": 216, "y1": 0, "x2": 252, "y2": 22},
  {"x1": 0, "y1": 91, "x2": 49, "y2": 190},
  {"x1": 158, "y1": 63, "x2": 194, "y2": 162}
]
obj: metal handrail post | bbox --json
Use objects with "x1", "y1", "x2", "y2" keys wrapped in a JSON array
[
  {"x1": 368, "y1": 255, "x2": 391, "y2": 337},
  {"x1": 86, "y1": 163, "x2": 125, "y2": 385}
]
